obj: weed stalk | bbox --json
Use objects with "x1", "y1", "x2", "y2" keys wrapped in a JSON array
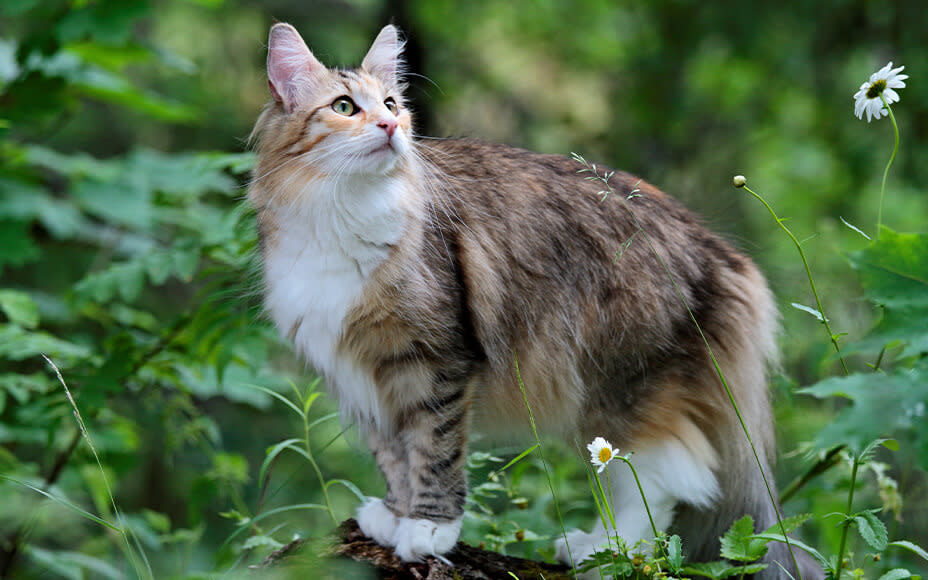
[
  {"x1": 514, "y1": 355, "x2": 575, "y2": 571},
  {"x1": 738, "y1": 182, "x2": 850, "y2": 376}
]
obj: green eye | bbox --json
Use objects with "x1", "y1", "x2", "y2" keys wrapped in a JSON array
[
  {"x1": 332, "y1": 97, "x2": 358, "y2": 116},
  {"x1": 384, "y1": 97, "x2": 398, "y2": 115}
]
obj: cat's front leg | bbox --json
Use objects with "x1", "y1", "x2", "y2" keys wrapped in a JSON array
[
  {"x1": 391, "y1": 392, "x2": 470, "y2": 563},
  {"x1": 357, "y1": 428, "x2": 409, "y2": 547}
]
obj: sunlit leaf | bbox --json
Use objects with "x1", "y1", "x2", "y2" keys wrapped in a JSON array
[
  {"x1": 0, "y1": 290, "x2": 39, "y2": 328},
  {"x1": 848, "y1": 228, "x2": 928, "y2": 357},
  {"x1": 888, "y1": 540, "x2": 928, "y2": 562},
  {"x1": 799, "y1": 367, "x2": 928, "y2": 462},
  {"x1": 877, "y1": 569, "x2": 912, "y2": 580}
]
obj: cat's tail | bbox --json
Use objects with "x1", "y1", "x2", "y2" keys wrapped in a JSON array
[{"x1": 672, "y1": 261, "x2": 823, "y2": 580}]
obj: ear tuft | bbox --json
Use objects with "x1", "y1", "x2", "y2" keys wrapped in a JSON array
[
  {"x1": 267, "y1": 23, "x2": 323, "y2": 112},
  {"x1": 361, "y1": 25, "x2": 405, "y2": 87}
]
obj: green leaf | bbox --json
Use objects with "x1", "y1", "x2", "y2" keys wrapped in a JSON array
[
  {"x1": 245, "y1": 385, "x2": 303, "y2": 418},
  {"x1": 74, "y1": 260, "x2": 147, "y2": 304},
  {"x1": 854, "y1": 511, "x2": 888, "y2": 551},
  {"x1": 877, "y1": 569, "x2": 912, "y2": 580},
  {"x1": 25, "y1": 547, "x2": 124, "y2": 580},
  {"x1": 494, "y1": 444, "x2": 539, "y2": 475},
  {"x1": 302, "y1": 391, "x2": 322, "y2": 416},
  {"x1": 888, "y1": 540, "x2": 928, "y2": 562},
  {"x1": 798, "y1": 370, "x2": 928, "y2": 458},
  {"x1": 326, "y1": 479, "x2": 366, "y2": 503},
  {"x1": 306, "y1": 412, "x2": 338, "y2": 432},
  {"x1": 720, "y1": 515, "x2": 767, "y2": 562},
  {"x1": 56, "y1": 0, "x2": 149, "y2": 45},
  {"x1": 851, "y1": 228, "x2": 928, "y2": 309},
  {"x1": 218, "y1": 503, "x2": 328, "y2": 553},
  {"x1": 0, "y1": 290, "x2": 39, "y2": 328},
  {"x1": 142, "y1": 509, "x2": 171, "y2": 534},
  {"x1": 791, "y1": 302, "x2": 827, "y2": 322},
  {"x1": 848, "y1": 228, "x2": 928, "y2": 357},
  {"x1": 258, "y1": 438, "x2": 304, "y2": 485},
  {"x1": 26, "y1": 49, "x2": 195, "y2": 122},
  {"x1": 666, "y1": 534, "x2": 684, "y2": 571},
  {"x1": 0, "y1": 220, "x2": 40, "y2": 272},
  {"x1": 241, "y1": 534, "x2": 283, "y2": 551},
  {"x1": 749, "y1": 533, "x2": 831, "y2": 571},
  {"x1": 683, "y1": 561, "x2": 768, "y2": 579},
  {"x1": 0, "y1": 324, "x2": 92, "y2": 363},
  {"x1": 72, "y1": 178, "x2": 152, "y2": 229},
  {"x1": 760, "y1": 513, "x2": 812, "y2": 537}
]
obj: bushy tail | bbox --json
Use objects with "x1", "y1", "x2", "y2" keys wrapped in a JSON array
[{"x1": 672, "y1": 262, "x2": 823, "y2": 580}]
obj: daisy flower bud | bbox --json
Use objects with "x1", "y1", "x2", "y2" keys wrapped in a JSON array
[
  {"x1": 853, "y1": 62, "x2": 908, "y2": 122},
  {"x1": 587, "y1": 436, "x2": 616, "y2": 473},
  {"x1": 733, "y1": 175, "x2": 747, "y2": 188}
]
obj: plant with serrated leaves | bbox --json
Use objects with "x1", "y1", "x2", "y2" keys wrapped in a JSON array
[
  {"x1": 0, "y1": 2, "x2": 303, "y2": 577},
  {"x1": 217, "y1": 379, "x2": 365, "y2": 566}
]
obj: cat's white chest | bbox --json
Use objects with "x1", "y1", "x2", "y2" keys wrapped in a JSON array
[{"x1": 261, "y1": 177, "x2": 409, "y2": 422}]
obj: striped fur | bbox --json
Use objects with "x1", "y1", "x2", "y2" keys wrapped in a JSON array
[{"x1": 248, "y1": 23, "x2": 822, "y2": 578}]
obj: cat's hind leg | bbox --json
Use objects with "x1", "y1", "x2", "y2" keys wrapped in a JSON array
[{"x1": 556, "y1": 438, "x2": 719, "y2": 567}]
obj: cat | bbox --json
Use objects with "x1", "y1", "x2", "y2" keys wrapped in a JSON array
[{"x1": 248, "y1": 22, "x2": 821, "y2": 579}]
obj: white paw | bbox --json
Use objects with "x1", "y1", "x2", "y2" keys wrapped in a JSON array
[
  {"x1": 555, "y1": 529, "x2": 609, "y2": 566},
  {"x1": 357, "y1": 497, "x2": 399, "y2": 547},
  {"x1": 392, "y1": 516, "x2": 462, "y2": 563}
]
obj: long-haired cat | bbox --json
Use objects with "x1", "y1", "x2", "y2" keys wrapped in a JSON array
[{"x1": 248, "y1": 23, "x2": 821, "y2": 579}]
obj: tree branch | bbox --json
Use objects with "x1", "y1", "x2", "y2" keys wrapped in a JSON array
[{"x1": 253, "y1": 519, "x2": 574, "y2": 580}]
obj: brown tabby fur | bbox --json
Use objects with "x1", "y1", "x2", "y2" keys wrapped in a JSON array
[{"x1": 249, "y1": 23, "x2": 821, "y2": 580}]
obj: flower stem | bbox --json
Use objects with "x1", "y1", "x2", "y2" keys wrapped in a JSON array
[
  {"x1": 875, "y1": 95, "x2": 899, "y2": 240},
  {"x1": 834, "y1": 456, "x2": 860, "y2": 578},
  {"x1": 741, "y1": 184, "x2": 850, "y2": 376},
  {"x1": 616, "y1": 456, "x2": 659, "y2": 541}
]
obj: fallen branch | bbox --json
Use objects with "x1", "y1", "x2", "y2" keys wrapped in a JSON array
[{"x1": 253, "y1": 518, "x2": 573, "y2": 579}]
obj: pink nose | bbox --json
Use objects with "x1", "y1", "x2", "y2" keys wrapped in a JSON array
[{"x1": 377, "y1": 118, "x2": 397, "y2": 138}]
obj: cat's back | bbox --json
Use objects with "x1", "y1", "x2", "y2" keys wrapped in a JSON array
[
  {"x1": 415, "y1": 137, "x2": 751, "y2": 317},
  {"x1": 417, "y1": 138, "x2": 708, "y2": 249},
  {"x1": 412, "y1": 138, "x2": 770, "y2": 436}
]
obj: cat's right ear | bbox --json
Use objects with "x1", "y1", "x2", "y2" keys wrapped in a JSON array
[{"x1": 267, "y1": 23, "x2": 324, "y2": 113}]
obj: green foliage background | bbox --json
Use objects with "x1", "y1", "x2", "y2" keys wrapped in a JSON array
[{"x1": 1, "y1": 0, "x2": 926, "y2": 578}]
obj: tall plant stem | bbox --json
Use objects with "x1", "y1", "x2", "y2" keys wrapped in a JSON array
[
  {"x1": 741, "y1": 185, "x2": 850, "y2": 376},
  {"x1": 303, "y1": 411, "x2": 337, "y2": 525},
  {"x1": 875, "y1": 95, "x2": 899, "y2": 240},
  {"x1": 514, "y1": 356, "x2": 574, "y2": 569},
  {"x1": 835, "y1": 457, "x2": 860, "y2": 578}
]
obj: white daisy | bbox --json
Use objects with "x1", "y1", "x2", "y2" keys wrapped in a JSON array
[
  {"x1": 854, "y1": 61, "x2": 908, "y2": 122},
  {"x1": 587, "y1": 436, "x2": 616, "y2": 473}
]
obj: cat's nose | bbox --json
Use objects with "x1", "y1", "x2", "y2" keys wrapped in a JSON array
[{"x1": 377, "y1": 118, "x2": 397, "y2": 138}]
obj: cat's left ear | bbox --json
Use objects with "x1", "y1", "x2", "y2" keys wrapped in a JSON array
[{"x1": 362, "y1": 25, "x2": 405, "y2": 87}]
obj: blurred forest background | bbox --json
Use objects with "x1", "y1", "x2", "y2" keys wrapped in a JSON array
[{"x1": 1, "y1": 0, "x2": 927, "y2": 578}]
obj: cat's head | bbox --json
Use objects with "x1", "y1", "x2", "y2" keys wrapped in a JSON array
[{"x1": 254, "y1": 24, "x2": 413, "y2": 178}]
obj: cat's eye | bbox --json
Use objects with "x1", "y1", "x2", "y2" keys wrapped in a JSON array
[
  {"x1": 332, "y1": 97, "x2": 358, "y2": 116},
  {"x1": 384, "y1": 97, "x2": 398, "y2": 115}
]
